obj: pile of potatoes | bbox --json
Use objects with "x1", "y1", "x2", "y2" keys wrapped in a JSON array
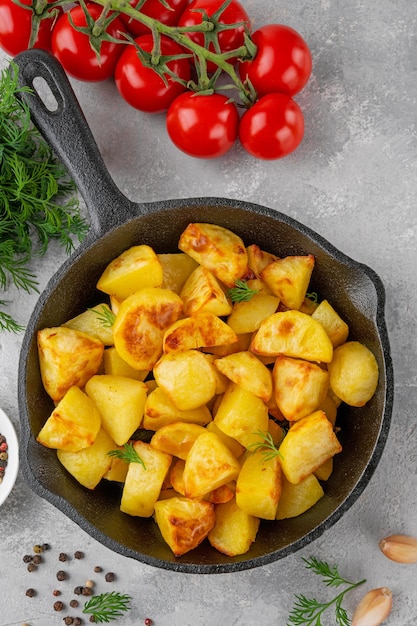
[{"x1": 36, "y1": 223, "x2": 379, "y2": 557}]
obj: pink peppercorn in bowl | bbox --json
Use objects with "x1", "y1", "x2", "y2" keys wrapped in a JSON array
[{"x1": 0, "y1": 407, "x2": 19, "y2": 507}]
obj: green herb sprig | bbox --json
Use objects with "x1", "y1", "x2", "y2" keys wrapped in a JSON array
[
  {"x1": 108, "y1": 442, "x2": 146, "y2": 469},
  {"x1": 0, "y1": 62, "x2": 88, "y2": 331},
  {"x1": 246, "y1": 430, "x2": 284, "y2": 462},
  {"x1": 288, "y1": 557, "x2": 366, "y2": 626},
  {"x1": 83, "y1": 591, "x2": 132, "y2": 623},
  {"x1": 227, "y1": 279, "x2": 259, "y2": 303},
  {"x1": 89, "y1": 304, "x2": 116, "y2": 327}
]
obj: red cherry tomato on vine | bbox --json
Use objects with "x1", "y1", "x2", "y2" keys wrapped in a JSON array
[
  {"x1": 115, "y1": 34, "x2": 191, "y2": 113},
  {"x1": 120, "y1": 0, "x2": 190, "y2": 37},
  {"x1": 178, "y1": 0, "x2": 250, "y2": 73},
  {"x1": 239, "y1": 93, "x2": 304, "y2": 160},
  {"x1": 0, "y1": 0, "x2": 60, "y2": 56},
  {"x1": 239, "y1": 24, "x2": 312, "y2": 97},
  {"x1": 52, "y1": 3, "x2": 126, "y2": 82},
  {"x1": 166, "y1": 92, "x2": 239, "y2": 158}
]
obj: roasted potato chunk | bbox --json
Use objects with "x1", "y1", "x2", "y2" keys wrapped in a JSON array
[
  {"x1": 158, "y1": 252, "x2": 198, "y2": 294},
  {"x1": 103, "y1": 347, "x2": 149, "y2": 381},
  {"x1": 120, "y1": 440, "x2": 172, "y2": 517},
  {"x1": 163, "y1": 313, "x2": 237, "y2": 353},
  {"x1": 37, "y1": 386, "x2": 101, "y2": 451},
  {"x1": 153, "y1": 350, "x2": 217, "y2": 411},
  {"x1": 143, "y1": 386, "x2": 212, "y2": 430},
  {"x1": 154, "y1": 496, "x2": 215, "y2": 556},
  {"x1": 227, "y1": 291, "x2": 280, "y2": 334},
  {"x1": 57, "y1": 428, "x2": 115, "y2": 489},
  {"x1": 85, "y1": 375, "x2": 148, "y2": 446},
  {"x1": 246, "y1": 244, "x2": 278, "y2": 277},
  {"x1": 214, "y1": 351, "x2": 273, "y2": 403},
  {"x1": 328, "y1": 341, "x2": 379, "y2": 406},
  {"x1": 260, "y1": 254, "x2": 315, "y2": 310},
  {"x1": 38, "y1": 326, "x2": 104, "y2": 403},
  {"x1": 150, "y1": 422, "x2": 207, "y2": 459},
  {"x1": 311, "y1": 299, "x2": 349, "y2": 348},
  {"x1": 96, "y1": 244, "x2": 163, "y2": 300},
  {"x1": 272, "y1": 355, "x2": 329, "y2": 421},
  {"x1": 183, "y1": 431, "x2": 240, "y2": 498},
  {"x1": 279, "y1": 410, "x2": 342, "y2": 484},
  {"x1": 178, "y1": 223, "x2": 249, "y2": 287},
  {"x1": 62, "y1": 304, "x2": 114, "y2": 346},
  {"x1": 251, "y1": 310, "x2": 333, "y2": 363},
  {"x1": 208, "y1": 498, "x2": 260, "y2": 556},
  {"x1": 180, "y1": 265, "x2": 233, "y2": 316},
  {"x1": 236, "y1": 449, "x2": 281, "y2": 520},
  {"x1": 113, "y1": 287, "x2": 183, "y2": 370},
  {"x1": 276, "y1": 472, "x2": 324, "y2": 519}
]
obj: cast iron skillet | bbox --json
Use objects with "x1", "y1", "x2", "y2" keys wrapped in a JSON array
[{"x1": 14, "y1": 49, "x2": 393, "y2": 574}]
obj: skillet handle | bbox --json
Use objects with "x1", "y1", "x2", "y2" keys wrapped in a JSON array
[{"x1": 13, "y1": 48, "x2": 137, "y2": 236}]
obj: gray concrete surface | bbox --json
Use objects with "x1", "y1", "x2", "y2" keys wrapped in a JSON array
[{"x1": 1, "y1": 0, "x2": 417, "y2": 624}]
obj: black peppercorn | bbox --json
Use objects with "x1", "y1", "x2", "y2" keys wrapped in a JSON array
[
  {"x1": 27, "y1": 562, "x2": 37, "y2": 573},
  {"x1": 74, "y1": 586, "x2": 84, "y2": 595},
  {"x1": 59, "y1": 552, "x2": 68, "y2": 562},
  {"x1": 53, "y1": 589, "x2": 61, "y2": 596},
  {"x1": 74, "y1": 618, "x2": 83, "y2": 626},
  {"x1": 25, "y1": 588, "x2": 36, "y2": 597},
  {"x1": 23, "y1": 554, "x2": 33, "y2": 563},
  {"x1": 74, "y1": 551, "x2": 84, "y2": 559},
  {"x1": 53, "y1": 600, "x2": 64, "y2": 612},
  {"x1": 104, "y1": 572, "x2": 115, "y2": 582},
  {"x1": 56, "y1": 570, "x2": 67, "y2": 581},
  {"x1": 93, "y1": 566, "x2": 102, "y2": 573},
  {"x1": 82, "y1": 586, "x2": 93, "y2": 596},
  {"x1": 63, "y1": 618, "x2": 74, "y2": 625},
  {"x1": 70, "y1": 599, "x2": 79, "y2": 608},
  {"x1": 32, "y1": 554, "x2": 42, "y2": 565}
]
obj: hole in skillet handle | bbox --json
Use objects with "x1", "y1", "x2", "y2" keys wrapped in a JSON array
[{"x1": 13, "y1": 48, "x2": 137, "y2": 237}]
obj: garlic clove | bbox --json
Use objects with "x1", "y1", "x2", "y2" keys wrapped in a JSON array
[
  {"x1": 379, "y1": 534, "x2": 417, "y2": 563},
  {"x1": 352, "y1": 587, "x2": 393, "y2": 626}
]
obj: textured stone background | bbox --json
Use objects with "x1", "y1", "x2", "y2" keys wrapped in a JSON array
[{"x1": 1, "y1": 0, "x2": 417, "y2": 624}]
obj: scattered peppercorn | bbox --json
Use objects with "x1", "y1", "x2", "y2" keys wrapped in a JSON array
[
  {"x1": 74, "y1": 618, "x2": 82, "y2": 626},
  {"x1": 32, "y1": 554, "x2": 42, "y2": 565},
  {"x1": 81, "y1": 586, "x2": 93, "y2": 596},
  {"x1": 63, "y1": 618, "x2": 74, "y2": 625},
  {"x1": 33, "y1": 544, "x2": 43, "y2": 554},
  {"x1": 23, "y1": 554, "x2": 33, "y2": 563},
  {"x1": 144, "y1": 619, "x2": 153, "y2": 626},
  {"x1": 104, "y1": 572, "x2": 115, "y2": 582},
  {"x1": 70, "y1": 599, "x2": 79, "y2": 608},
  {"x1": 42, "y1": 543, "x2": 50, "y2": 551},
  {"x1": 56, "y1": 570, "x2": 67, "y2": 581},
  {"x1": 74, "y1": 586, "x2": 83, "y2": 595},
  {"x1": 89, "y1": 617, "x2": 96, "y2": 623},
  {"x1": 53, "y1": 600, "x2": 64, "y2": 612},
  {"x1": 85, "y1": 579, "x2": 94, "y2": 588},
  {"x1": 53, "y1": 589, "x2": 61, "y2": 596},
  {"x1": 25, "y1": 588, "x2": 36, "y2": 598},
  {"x1": 27, "y1": 562, "x2": 37, "y2": 573},
  {"x1": 93, "y1": 566, "x2": 102, "y2": 573},
  {"x1": 59, "y1": 552, "x2": 68, "y2": 562},
  {"x1": 74, "y1": 551, "x2": 84, "y2": 560}
]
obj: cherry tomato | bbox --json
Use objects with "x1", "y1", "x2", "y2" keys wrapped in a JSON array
[
  {"x1": 239, "y1": 93, "x2": 304, "y2": 160},
  {"x1": 166, "y1": 92, "x2": 239, "y2": 158},
  {"x1": 120, "y1": 0, "x2": 190, "y2": 37},
  {"x1": 0, "y1": 0, "x2": 60, "y2": 56},
  {"x1": 52, "y1": 3, "x2": 126, "y2": 82},
  {"x1": 115, "y1": 35, "x2": 191, "y2": 113},
  {"x1": 177, "y1": 0, "x2": 250, "y2": 73},
  {"x1": 239, "y1": 24, "x2": 312, "y2": 97}
]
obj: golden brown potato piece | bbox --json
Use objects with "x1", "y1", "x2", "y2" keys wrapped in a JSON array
[
  {"x1": 37, "y1": 386, "x2": 101, "y2": 451},
  {"x1": 236, "y1": 449, "x2": 281, "y2": 520},
  {"x1": 276, "y1": 472, "x2": 324, "y2": 519},
  {"x1": 178, "y1": 223, "x2": 249, "y2": 287},
  {"x1": 120, "y1": 440, "x2": 172, "y2": 517},
  {"x1": 279, "y1": 410, "x2": 342, "y2": 484},
  {"x1": 214, "y1": 382, "x2": 269, "y2": 448},
  {"x1": 205, "y1": 421, "x2": 245, "y2": 458},
  {"x1": 180, "y1": 265, "x2": 233, "y2": 316},
  {"x1": 260, "y1": 254, "x2": 315, "y2": 310},
  {"x1": 85, "y1": 375, "x2": 148, "y2": 446},
  {"x1": 328, "y1": 341, "x2": 379, "y2": 406},
  {"x1": 311, "y1": 299, "x2": 349, "y2": 348},
  {"x1": 158, "y1": 253, "x2": 198, "y2": 294},
  {"x1": 96, "y1": 244, "x2": 163, "y2": 300},
  {"x1": 153, "y1": 350, "x2": 217, "y2": 411},
  {"x1": 272, "y1": 355, "x2": 329, "y2": 422},
  {"x1": 208, "y1": 498, "x2": 260, "y2": 556},
  {"x1": 38, "y1": 326, "x2": 104, "y2": 403},
  {"x1": 150, "y1": 422, "x2": 207, "y2": 460},
  {"x1": 57, "y1": 428, "x2": 115, "y2": 489},
  {"x1": 250, "y1": 310, "x2": 333, "y2": 363},
  {"x1": 214, "y1": 351, "x2": 273, "y2": 403},
  {"x1": 163, "y1": 313, "x2": 237, "y2": 353},
  {"x1": 246, "y1": 244, "x2": 279, "y2": 276},
  {"x1": 227, "y1": 291, "x2": 280, "y2": 334},
  {"x1": 182, "y1": 431, "x2": 240, "y2": 499},
  {"x1": 154, "y1": 496, "x2": 215, "y2": 556},
  {"x1": 143, "y1": 386, "x2": 212, "y2": 430},
  {"x1": 62, "y1": 304, "x2": 114, "y2": 346},
  {"x1": 103, "y1": 347, "x2": 149, "y2": 381},
  {"x1": 113, "y1": 287, "x2": 183, "y2": 371}
]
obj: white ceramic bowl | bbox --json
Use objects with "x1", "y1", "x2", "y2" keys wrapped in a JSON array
[{"x1": 0, "y1": 408, "x2": 19, "y2": 507}]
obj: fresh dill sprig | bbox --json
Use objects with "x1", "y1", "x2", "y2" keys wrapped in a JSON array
[
  {"x1": 287, "y1": 557, "x2": 366, "y2": 626},
  {"x1": 0, "y1": 301, "x2": 25, "y2": 332},
  {"x1": 246, "y1": 430, "x2": 284, "y2": 462},
  {"x1": 306, "y1": 291, "x2": 319, "y2": 303},
  {"x1": 83, "y1": 591, "x2": 132, "y2": 623},
  {"x1": 0, "y1": 62, "x2": 88, "y2": 331},
  {"x1": 108, "y1": 442, "x2": 146, "y2": 469},
  {"x1": 89, "y1": 304, "x2": 116, "y2": 327},
  {"x1": 227, "y1": 279, "x2": 259, "y2": 303}
]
